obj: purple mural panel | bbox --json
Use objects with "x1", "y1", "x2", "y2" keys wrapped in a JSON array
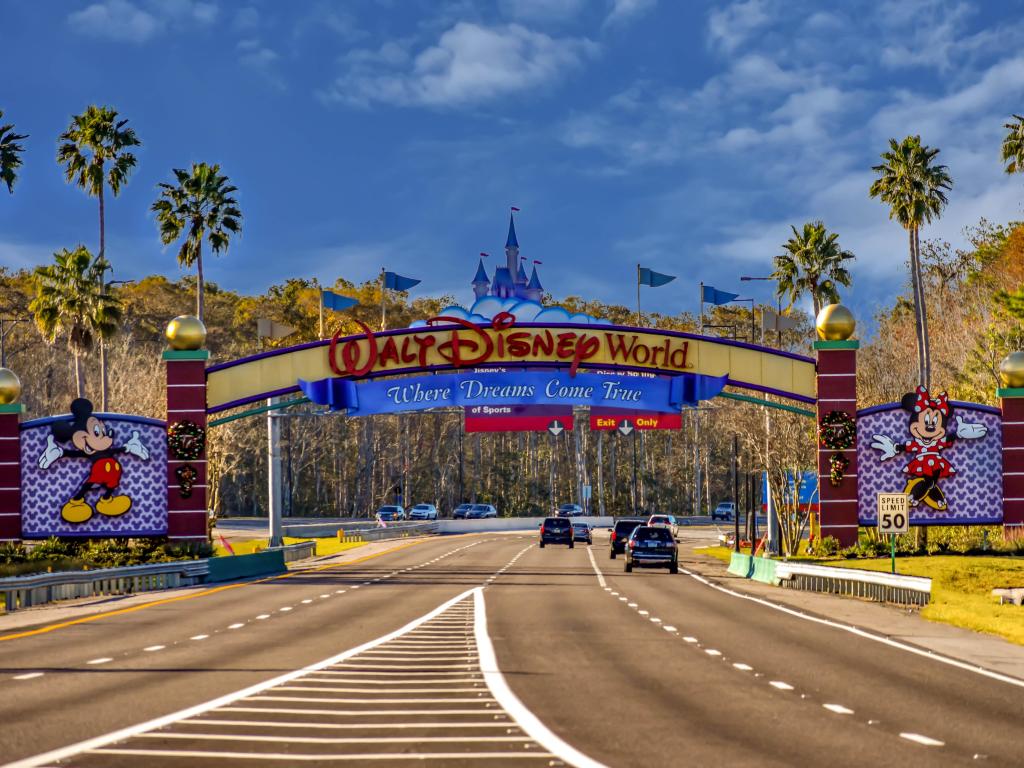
[
  {"x1": 20, "y1": 414, "x2": 168, "y2": 538},
  {"x1": 857, "y1": 402, "x2": 1002, "y2": 526}
]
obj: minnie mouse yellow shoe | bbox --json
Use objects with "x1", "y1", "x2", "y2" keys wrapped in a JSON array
[
  {"x1": 61, "y1": 498, "x2": 93, "y2": 523},
  {"x1": 96, "y1": 495, "x2": 132, "y2": 516}
]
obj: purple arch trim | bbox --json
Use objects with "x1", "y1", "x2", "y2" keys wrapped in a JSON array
[
  {"x1": 205, "y1": 323, "x2": 817, "y2": 414},
  {"x1": 856, "y1": 400, "x2": 1001, "y2": 418},
  {"x1": 22, "y1": 412, "x2": 167, "y2": 430}
]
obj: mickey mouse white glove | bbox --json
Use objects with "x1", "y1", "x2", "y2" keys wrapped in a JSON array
[
  {"x1": 124, "y1": 431, "x2": 150, "y2": 460},
  {"x1": 871, "y1": 434, "x2": 898, "y2": 460},
  {"x1": 955, "y1": 417, "x2": 987, "y2": 440},
  {"x1": 38, "y1": 435, "x2": 63, "y2": 469}
]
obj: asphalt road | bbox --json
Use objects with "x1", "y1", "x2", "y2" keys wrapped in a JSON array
[{"x1": 1, "y1": 533, "x2": 1022, "y2": 767}]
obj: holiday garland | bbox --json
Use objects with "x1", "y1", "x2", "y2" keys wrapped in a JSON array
[
  {"x1": 175, "y1": 463, "x2": 199, "y2": 498},
  {"x1": 818, "y1": 410, "x2": 856, "y2": 451},
  {"x1": 828, "y1": 452, "x2": 850, "y2": 487},
  {"x1": 168, "y1": 420, "x2": 206, "y2": 461}
]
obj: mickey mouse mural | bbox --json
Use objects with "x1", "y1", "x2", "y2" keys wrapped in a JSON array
[
  {"x1": 37, "y1": 398, "x2": 151, "y2": 523},
  {"x1": 869, "y1": 387, "x2": 988, "y2": 510}
]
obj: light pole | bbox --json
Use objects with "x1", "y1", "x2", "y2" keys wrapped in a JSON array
[{"x1": 740, "y1": 275, "x2": 782, "y2": 555}]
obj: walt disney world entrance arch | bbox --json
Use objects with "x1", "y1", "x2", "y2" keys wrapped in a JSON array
[{"x1": 0, "y1": 305, "x2": 1021, "y2": 546}]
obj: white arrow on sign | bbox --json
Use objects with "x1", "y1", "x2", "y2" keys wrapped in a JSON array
[
  {"x1": 618, "y1": 419, "x2": 634, "y2": 436},
  {"x1": 547, "y1": 420, "x2": 564, "y2": 437}
]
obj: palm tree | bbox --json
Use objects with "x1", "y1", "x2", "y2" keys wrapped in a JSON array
[
  {"x1": 1001, "y1": 114, "x2": 1024, "y2": 175},
  {"x1": 30, "y1": 246, "x2": 122, "y2": 399},
  {"x1": 869, "y1": 135, "x2": 952, "y2": 389},
  {"x1": 57, "y1": 105, "x2": 140, "y2": 410},
  {"x1": 771, "y1": 221, "x2": 855, "y2": 318},
  {"x1": 0, "y1": 111, "x2": 28, "y2": 194},
  {"x1": 152, "y1": 162, "x2": 242, "y2": 322}
]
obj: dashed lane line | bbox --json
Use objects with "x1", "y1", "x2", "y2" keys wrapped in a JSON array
[{"x1": 900, "y1": 733, "x2": 945, "y2": 746}]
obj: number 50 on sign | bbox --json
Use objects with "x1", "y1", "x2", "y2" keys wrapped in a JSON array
[{"x1": 877, "y1": 493, "x2": 910, "y2": 534}]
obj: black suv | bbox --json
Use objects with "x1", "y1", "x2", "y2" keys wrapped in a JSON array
[
  {"x1": 539, "y1": 516, "x2": 574, "y2": 548},
  {"x1": 624, "y1": 525, "x2": 678, "y2": 573},
  {"x1": 609, "y1": 518, "x2": 646, "y2": 559}
]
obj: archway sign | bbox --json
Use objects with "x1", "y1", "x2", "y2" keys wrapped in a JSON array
[{"x1": 205, "y1": 314, "x2": 817, "y2": 415}]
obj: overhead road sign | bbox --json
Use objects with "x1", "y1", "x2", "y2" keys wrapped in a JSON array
[
  {"x1": 590, "y1": 408, "x2": 682, "y2": 431},
  {"x1": 464, "y1": 405, "x2": 573, "y2": 433}
]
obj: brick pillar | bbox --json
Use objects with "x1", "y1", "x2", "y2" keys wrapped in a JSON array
[
  {"x1": 164, "y1": 350, "x2": 209, "y2": 541},
  {"x1": 999, "y1": 387, "x2": 1024, "y2": 533},
  {"x1": 814, "y1": 340, "x2": 859, "y2": 546},
  {"x1": 0, "y1": 403, "x2": 23, "y2": 541}
]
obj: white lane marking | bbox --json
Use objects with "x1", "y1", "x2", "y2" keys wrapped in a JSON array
[
  {"x1": 320, "y1": 594, "x2": 331, "y2": 598},
  {"x1": 137, "y1": 733, "x2": 533, "y2": 745},
  {"x1": 88, "y1": 749, "x2": 553, "y2": 761},
  {"x1": 678, "y1": 565, "x2": 1024, "y2": 691},
  {"x1": 474, "y1": 589, "x2": 608, "y2": 768},
  {"x1": 351, "y1": 586, "x2": 360, "y2": 590},
  {"x1": 586, "y1": 547, "x2": 607, "y2": 587},
  {"x1": 256, "y1": 614, "x2": 270, "y2": 620},
  {"x1": 13, "y1": 672, "x2": 43, "y2": 680},
  {"x1": 335, "y1": 590, "x2": 346, "y2": 594},
  {"x1": 900, "y1": 733, "x2": 945, "y2": 746},
  {"x1": 301, "y1": 599, "x2": 313, "y2": 604},
  {"x1": 143, "y1": 645, "x2": 165, "y2": 652},
  {"x1": 190, "y1": 635, "x2": 209, "y2": 641},
  {"x1": 6, "y1": 588, "x2": 481, "y2": 768},
  {"x1": 279, "y1": 607, "x2": 292, "y2": 612},
  {"x1": 610, "y1": 592, "x2": 619, "y2": 596},
  {"x1": 733, "y1": 663, "x2": 753, "y2": 671},
  {"x1": 683, "y1": 636, "x2": 698, "y2": 643},
  {"x1": 87, "y1": 657, "x2": 113, "y2": 665},
  {"x1": 770, "y1": 681, "x2": 794, "y2": 690},
  {"x1": 705, "y1": 649, "x2": 721, "y2": 657},
  {"x1": 638, "y1": 610, "x2": 649, "y2": 616},
  {"x1": 650, "y1": 618, "x2": 662, "y2": 623},
  {"x1": 627, "y1": 603, "x2": 638, "y2": 608},
  {"x1": 663, "y1": 626, "x2": 677, "y2": 632},
  {"x1": 823, "y1": 704, "x2": 854, "y2": 715},
  {"x1": 181, "y1": 720, "x2": 514, "y2": 730},
  {"x1": 228, "y1": 623, "x2": 245, "y2": 630},
  {"x1": 618, "y1": 597, "x2": 627, "y2": 602}
]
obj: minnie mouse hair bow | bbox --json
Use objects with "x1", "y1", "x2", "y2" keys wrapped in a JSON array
[{"x1": 914, "y1": 386, "x2": 949, "y2": 416}]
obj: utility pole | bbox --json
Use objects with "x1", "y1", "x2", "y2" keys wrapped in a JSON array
[
  {"x1": 267, "y1": 398, "x2": 283, "y2": 548},
  {"x1": 732, "y1": 434, "x2": 740, "y2": 552}
]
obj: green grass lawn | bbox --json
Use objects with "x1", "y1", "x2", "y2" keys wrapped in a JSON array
[
  {"x1": 213, "y1": 536, "x2": 365, "y2": 559},
  {"x1": 696, "y1": 545, "x2": 1024, "y2": 646}
]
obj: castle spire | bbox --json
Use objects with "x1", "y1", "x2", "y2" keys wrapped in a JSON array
[
  {"x1": 472, "y1": 255, "x2": 490, "y2": 300},
  {"x1": 506, "y1": 211, "x2": 519, "y2": 249}
]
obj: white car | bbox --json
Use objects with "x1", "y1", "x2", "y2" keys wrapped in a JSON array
[
  {"x1": 409, "y1": 503, "x2": 438, "y2": 520},
  {"x1": 647, "y1": 514, "x2": 680, "y2": 538},
  {"x1": 712, "y1": 502, "x2": 736, "y2": 521}
]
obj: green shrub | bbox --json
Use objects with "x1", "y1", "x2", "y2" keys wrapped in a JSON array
[
  {"x1": 0, "y1": 541, "x2": 27, "y2": 564},
  {"x1": 27, "y1": 537, "x2": 83, "y2": 560},
  {"x1": 817, "y1": 536, "x2": 841, "y2": 556},
  {"x1": 840, "y1": 545, "x2": 860, "y2": 559}
]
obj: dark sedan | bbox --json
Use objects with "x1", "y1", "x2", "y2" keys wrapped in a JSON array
[
  {"x1": 572, "y1": 522, "x2": 592, "y2": 544},
  {"x1": 539, "y1": 516, "x2": 574, "y2": 548},
  {"x1": 609, "y1": 518, "x2": 646, "y2": 559}
]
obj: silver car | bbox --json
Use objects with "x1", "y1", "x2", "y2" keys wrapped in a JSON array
[{"x1": 409, "y1": 503, "x2": 438, "y2": 520}]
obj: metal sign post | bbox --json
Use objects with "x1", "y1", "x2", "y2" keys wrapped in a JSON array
[
  {"x1": 877, "y1": 493, "x2": 910, "y2": 574},
  {"x1": 617, "y1": 420, "x2": 637, "y2": 516}
]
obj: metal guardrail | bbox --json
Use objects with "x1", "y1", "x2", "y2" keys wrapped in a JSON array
[
  {"x1": 0, "y1": 541, "x2": 320, "y2": 613},
  {"x1": 339, "y1": 522, "x2": 438, "y2": 543},
  {"x1": 775, "y1": 562, "x2": 932, "y2": 606}
]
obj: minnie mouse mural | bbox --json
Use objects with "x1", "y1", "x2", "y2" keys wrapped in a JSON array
[{"x1": 870, "y1": 387, "x2": 988, "y2": 510}]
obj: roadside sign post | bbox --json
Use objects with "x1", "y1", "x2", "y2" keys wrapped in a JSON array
[
  {"x1": 618, "y1": 420, "x2": 637, "y2": 516},
  {"x1": 877, "y1": 493, "x2": 910, "y2": 574}
]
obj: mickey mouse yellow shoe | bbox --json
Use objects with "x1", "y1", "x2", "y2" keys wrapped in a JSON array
[
  {"x1": 96, "y1": 495, "x2": 132, "y2": 516},
  {"x1": 61, "y1": 498, "x2": 93, "y2": 523},
  {"x1": 923, "y1": 486, "x2": 947, "y2": 511}
]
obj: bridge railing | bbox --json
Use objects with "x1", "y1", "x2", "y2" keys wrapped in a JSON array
[{"x1": 339, "y1": 521, "x2": 439, "y2": 543}]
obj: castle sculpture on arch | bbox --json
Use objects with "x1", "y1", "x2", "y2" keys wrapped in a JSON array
[{"x1": 471, "y1": 211, "x2": 543, "y2": 303}]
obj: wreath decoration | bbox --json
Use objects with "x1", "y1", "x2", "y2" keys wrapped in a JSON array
[
  {"x1": 818, "y1": 410, "x2": 856, "y2": 451},
  {"x1": 168, "y1": 420, "x2": 206, "y2": 461},
  {"x1": 175, "y1": 463, "x2": 199, "y2": 498},
  {"x1": 828, "y1": 452, "x2": 850, "y2": 488}
]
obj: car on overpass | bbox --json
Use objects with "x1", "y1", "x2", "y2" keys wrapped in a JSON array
[
  {"x1": 409, "y1": 503, "x2": 438, "y2": 520},
  {"x1": 452, "y1": 503, "x2": 473, "y2": 519},
  {"x1": 539, "y1": 516, "x2": 574, "y2": 548},
  {"x1": 609, "y1": 518, "x2": 646, "y2": 559},
  {"x1": 376, "y1": 505, "x2": 406, "y2": 522},
  {"x1": 466, "y1": 504, "x2": 498, "y2": 519},
  {"x1": 556, "y1": 503, "x2": 584, "y2": 517},
  {"x1": 624, "y1": 525, "x2": 678, "y2": 573}
]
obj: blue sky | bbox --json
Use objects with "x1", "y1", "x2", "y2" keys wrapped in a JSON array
[{"x1": 2, "y1": 0, "x2": 1024, "y2": 325}]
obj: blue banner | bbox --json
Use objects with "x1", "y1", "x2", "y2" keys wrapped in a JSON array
[
  {"x1": 300, "y1": 371, "x2": 727, "y2": 417},
  {"x1": 322, "y1": 290, "x2": 358, "y2": 311},
  {"x1": 702, "y1": 285, "x2": 739, "y2": 305},
  {"x1": 638, "y1": 267, "x2": 676, "y2": 287}
]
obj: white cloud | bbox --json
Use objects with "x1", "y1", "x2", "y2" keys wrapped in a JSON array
[
  {"x1": 320, "y1": 22, "x2": 597, "y2": 108},
  {"x1": 604, "y1": 0, "x2": 657, "y2": 27},
  {"x1": 68, "y1": 0, "x2": 161, "y2": 43},
  {"x1": 237, "y1": 38, "x2": 285, "y2": 90},
  {"x1": 707, "y1": 0, "x2": 770, "y2": 53},
  {"x1": 67, "y1": 0, "x2": 217, "y2": 43},
  {"x1": 500, "y1": 0, "x2": 587, "y2": 23}
]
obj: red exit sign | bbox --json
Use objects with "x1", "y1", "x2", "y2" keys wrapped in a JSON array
[{"x1": 589, "y1": 408, "x2": 682, "y2": 431}]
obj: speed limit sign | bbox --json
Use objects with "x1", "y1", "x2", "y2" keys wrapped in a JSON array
[{"x1": 877, "y1": 493, "x2": 910, "y2": 534}]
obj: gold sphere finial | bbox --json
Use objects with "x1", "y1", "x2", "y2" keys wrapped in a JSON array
[
  {"x1": 1000, "y1": 351, "x2": 1024, "y2": 388},
  {"x1": 165, "y1": 315, "x2": 207, "y2": 351},
  {"x1": 816, "y1": 303, "x2": 856, "y2": 341},
  {"x1": 0, "y1": 368, "x2": 22, "y2": 405}
]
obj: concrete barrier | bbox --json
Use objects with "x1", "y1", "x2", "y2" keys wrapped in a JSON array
[
  {"x1": 207, "y1": 549, "x2": 286, "y2": 582},
  {"x1": 437, "y1": 516, "x2": 614, "y2": 534},
  {"x1": 727, "y1": 552, "x2": 754, "y2": 578}
]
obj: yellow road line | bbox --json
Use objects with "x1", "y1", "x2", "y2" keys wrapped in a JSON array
[{"x1": 0, "y1": 538, "x2": 432, "y2": 644}]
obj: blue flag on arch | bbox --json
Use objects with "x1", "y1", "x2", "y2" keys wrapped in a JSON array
[
  {"x1": 638, "y1": 267, "x2": 676, "y2": 287},
  {"x1": 702, "y1": 284, "x2": 740, "y2": 305},
  {"x1": 322, "y1": 290, "x2": 358, "y2": 311},
  {"x1": 383, "y1": 271, "x2": 421, "y2": 291}
]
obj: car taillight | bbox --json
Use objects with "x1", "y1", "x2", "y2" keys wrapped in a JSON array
[
  {"x1": 540, "y1": 525, "x2": 545, "y2": 535},
  {"x1": 629, "y1": 540, "x2": 636, "y2": 549},
  {"x1": 610, "y1": 531, "x2": 616, "y2": 542}
]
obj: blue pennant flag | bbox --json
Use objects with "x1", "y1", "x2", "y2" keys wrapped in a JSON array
[
  {"x1": 638, "y1": 267, "x2": 676, "y2": 288},
  {"x1": 383, "y1": 271, "x2": 421, "y2": 291},
  {"x1": 702, "y1": 284, "x2": 740, "y2": 305},
  {"x1": 322, "y1": 290, "x2": 358, "y2": 311}
]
